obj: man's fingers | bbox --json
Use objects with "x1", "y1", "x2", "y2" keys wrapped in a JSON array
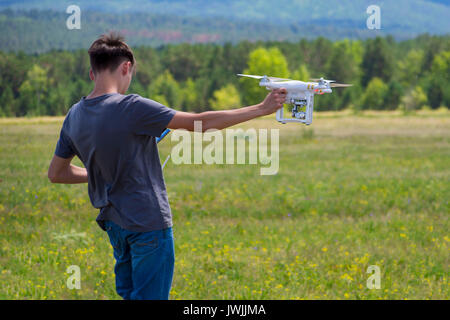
[
  {"x1": 274, "y1": 92, "x2": 286, "y2": 100},
  {"x1": 266, "y1": 88, "x2": 286, "y2": 109},
  {"x1": 272, "y1": 89, "x2": 287, "y2": 100}
]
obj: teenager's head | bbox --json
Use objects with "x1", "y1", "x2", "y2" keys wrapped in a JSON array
[{"x1": 88, "y1": 32, "x2": 136, "y2": 94}]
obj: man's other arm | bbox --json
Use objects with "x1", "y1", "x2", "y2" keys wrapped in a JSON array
[
  {"x1": 48, "y1": 155, "x2": 88, "y2": 184},
  {"x1": 167, "y1": 88, "x2": 287, "y2": 131}
]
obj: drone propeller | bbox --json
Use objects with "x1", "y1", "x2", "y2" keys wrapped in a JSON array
[
  {"x1": 237, "y1": 74, "x2": 263, "y2": 79},
  {"x1": 237, "y1": 74, "x2": 292, "y2": 81},
  {"x1": 310, "y1": 77, "x2": 352, "y2": 88},
  {"x1": 330, "y1": 83, "x2": 353, "y2": 88},
  {"x1": 310, "y1": 78, "x2": 336, "y2": 83}
]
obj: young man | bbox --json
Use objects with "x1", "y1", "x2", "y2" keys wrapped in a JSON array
[{"x1": 47, "y1": 33, "x2": 286, "y2": 300}]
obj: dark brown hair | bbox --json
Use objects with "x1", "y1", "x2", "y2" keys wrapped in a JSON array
[{"x1": 88, "y1": 32, "x2": 135, "y2": 74}]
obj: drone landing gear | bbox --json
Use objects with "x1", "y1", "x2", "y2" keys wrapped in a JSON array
[
  {"x1": 276, "y1": 95, "x2": 314, "y2": 125},
  {"x1": 291, "y1": 99, "x2": 307, "y2": 120}
]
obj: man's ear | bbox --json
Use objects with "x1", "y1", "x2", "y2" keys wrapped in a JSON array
[
  {"x1": 89, "y1": 69, "x2": 95, "y2": 81},
  {"x1": 122, "y1": 61, "x2": 132, "y2": 76}
]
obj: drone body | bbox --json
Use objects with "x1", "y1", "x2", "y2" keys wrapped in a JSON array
[{"x1": 238, "y1": 74, "x2": 352, "y2": 125}]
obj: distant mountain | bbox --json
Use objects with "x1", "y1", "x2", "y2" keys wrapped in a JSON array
[
  {"x1": 2, "y1": 0, "x2": 449, "y2": 34},
  {"x1": 0, "y1": 9, "x2": 384, "y2": 54},
  {"x1": 0, "y1": 0, "x2": 449, "y2": 53}
]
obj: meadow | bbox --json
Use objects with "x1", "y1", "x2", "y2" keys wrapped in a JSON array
[{"x1": 0, "y1": 110, "x2": 448, "y2": 299}]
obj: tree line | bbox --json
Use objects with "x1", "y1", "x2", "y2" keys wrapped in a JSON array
[{"x1": 0, "y1": 34, "x2": 449, "y2": 117}]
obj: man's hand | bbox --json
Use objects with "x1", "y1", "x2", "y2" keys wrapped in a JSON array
[{"x1": 259, "y1": 88, "x2": 287, "y2": 116}]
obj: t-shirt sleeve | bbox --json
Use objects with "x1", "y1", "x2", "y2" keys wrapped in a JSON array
[
  {"x1": 54, "y1": 126, "x2": 75, "y2": 159},
  {"x1": 130, "y1": 95, "x2": 177, "y2": 137}
]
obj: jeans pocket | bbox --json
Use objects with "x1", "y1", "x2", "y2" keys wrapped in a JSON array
[
  {"x1": 131, "y1": 234, "x2": 159, "y2": 256},
  {"x1": 136, "y1": 238, "x2": 158, "y2": 248}
]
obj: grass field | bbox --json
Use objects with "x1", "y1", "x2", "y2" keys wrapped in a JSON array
[{"x1": 0, "y1": 110, "x2": 449, "y2": 300}]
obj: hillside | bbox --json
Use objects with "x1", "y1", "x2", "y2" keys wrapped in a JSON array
[
  {"x1": 2, "y1": 0, "x2": 449, "y2": 33},
  {"x1": 0, "y1": 0, "x2": 449, "y2": 53},
  {"x1": 0, "y1": 9, "x2": 385, "y2": 54}
]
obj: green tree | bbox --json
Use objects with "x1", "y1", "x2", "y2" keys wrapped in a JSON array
[
  {"x1": 161, "y1": 44, "x2": 203, "y2": 82},
  {"x1": 383, "y1": 81, "x2": 404, "y2": 110},
  {"x1": 292, "y1": 64, "x2": 310, "y2": 81},
  {"x1": 209, "y1": 84, "x2": 241, "y2": 110},
  {"x1": 69, "y1": 79, "x2": 91, "y2": 108},
  {"x1": 128, "y1": 80, "x2": 147, "y2": 97},
  {"x1": 134, "y1": 47, "x2": 162, "y2": 88},
  {"x1": 309, "y1": 37, "x2": 333, "y2": 75},
  {"x1": 361, "y1": 77, "x2": 388, "y2": 110},
  {"x1": 148, "y1": 70, "x2": 181, "y2": 107},
  {"x1": 181, "y1": 78, "x2": 199, "y2": 111},
  {"x1": 425, "y1": 50, "x2": 450, "y2": 108},
  {"x1": 361, "y1": 37, "x2": 393, "y2": 87},
  {"x1": 0, "y1": 52, "x2": 31, "y2": 98},
  {"x1": 0, "y1": 85, "x2": 15, "y2": 117},
  {"x1": 18, "y1": 64, "x2": 49, "y2": 116},
  {"x1": 326, "y1": 40, "x2": 359, "y2": 84},
  {"x1": 198, "y1": 46, "x2": 231, "y2": 107},
  {"x1": 420, "y1": 36, "x2": 445, "y2": 75},
  {"x1": 401, "y1": 86, "x2": 428, "y2": 111},
  {"x1": 350, "y1": 40, "x2": 364, "y2": 68},
  {"x1": 397, "y1": 49, "x2": 424, "y2": 88},
  {"x1": 325, "y1": 40, "x2": 361, "y2": 110},
  {"x1": 47, "y1": 84, "x2": 71, "y2": 116},
  {"x1": 240, "y1": 47, "x2": 290, "y2": 105}
]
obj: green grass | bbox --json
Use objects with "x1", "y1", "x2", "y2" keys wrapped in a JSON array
[{"x1": 0, "y1": 110, "x2": 449, "y2": 299}]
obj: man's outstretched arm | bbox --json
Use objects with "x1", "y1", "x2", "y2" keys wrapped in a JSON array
[
  {"x1": 167, "y1": 88, "x2": 287, "y2": 131},
  {"x1": 48, "y1": 155, "x2": 88, "y2": 184}
]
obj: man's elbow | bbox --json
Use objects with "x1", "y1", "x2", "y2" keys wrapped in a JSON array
[
  {"x1": 47, "y1": 171, "x2": 56, "y2": 183},
  {"x1": 47, "y1": 170, "x2": 59, "y2": 183}
]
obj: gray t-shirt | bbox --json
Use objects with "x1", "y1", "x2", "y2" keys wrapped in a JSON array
[{"x1": 54, "y1": 93, "x2": 177, "y2": 232}]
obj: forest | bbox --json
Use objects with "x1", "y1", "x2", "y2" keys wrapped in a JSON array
[{"x1": 0, "y1": 34, "x2": 449, "y2": 117}]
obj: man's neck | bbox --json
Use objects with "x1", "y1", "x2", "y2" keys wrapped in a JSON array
[
  {"x1": 86, "y1": 88, "x2": 118, "y2": 100},
  {"x1": 86, "y1": 76, "x2": 120, "y2": 99}
]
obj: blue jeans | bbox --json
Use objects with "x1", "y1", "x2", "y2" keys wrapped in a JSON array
[{"x1": 104, "y1": 220, "x2": 175, "y2": 300}]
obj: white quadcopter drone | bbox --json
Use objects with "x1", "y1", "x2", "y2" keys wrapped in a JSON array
[{"x1": 238, "y1": 74, "x2": 352, "y2": 125}]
